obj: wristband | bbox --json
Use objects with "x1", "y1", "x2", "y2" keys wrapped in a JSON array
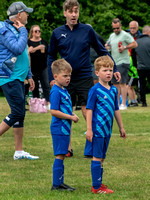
[{"x1": 124, "y1": 46, "x2": 127, "y2": 49}]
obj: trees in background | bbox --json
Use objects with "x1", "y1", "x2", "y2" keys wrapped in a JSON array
[{"x1": 0, "y1": 0, "x2": 150, "y2": 42}]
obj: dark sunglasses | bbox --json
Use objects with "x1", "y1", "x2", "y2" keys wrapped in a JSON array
[
  {"x1": 34, "y1": 30, "x2": 41, "y2": 33},
  {"x1": 112, "y1": 27, "x2": 120, "y2": 30}
]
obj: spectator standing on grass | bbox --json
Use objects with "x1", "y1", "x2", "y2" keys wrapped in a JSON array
[
  {"x1": 47, "y1": 0, "x2": 121, "y2": 157},
  {"x1": 50, "y1": 59, "x2": 79, "y2": 191},
  {"x1": 105, "y1": 18, "x2": 137, "y2": 110},
  {"x1": 135, "y1": 25, "x2": 150, "y2": 107},
  {"x1": 0, "y1": 2, "x2": 39, "y2": 160},
  {"x1": 28, "y1": 25, "x2": 50, "y2": 110},
  {"x1": 127, "y1": 21, "x2": 142, "y2": 107},
  {"x1": 86, "y1": 55, "x2": 126, "y2": 194}
]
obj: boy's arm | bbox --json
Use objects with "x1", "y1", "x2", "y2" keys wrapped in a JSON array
[
  {"x1": 86, "y1": 109, "x2": 93, "y2": 142},
  {"x1": 51, "y1": 109, "x2": 79, "y2": 123},
  {"x1": 114, "y1": 110, "x2": 126, "y2": 139}
]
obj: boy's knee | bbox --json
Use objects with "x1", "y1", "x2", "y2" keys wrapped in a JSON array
[
  {"x1": 93, "y1": 157, "x2": 104, "y2": 163},
  {"x1": 56, "y1": 155, "x2": 65, "y2": 160}
]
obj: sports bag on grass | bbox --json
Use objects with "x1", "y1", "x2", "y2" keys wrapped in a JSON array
[{"x1": 29, "y1": 98, "x2": 47, "y2": 113}]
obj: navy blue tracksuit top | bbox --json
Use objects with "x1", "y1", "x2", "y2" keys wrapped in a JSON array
[{"x1": 47, "y1": 23, "x2": 117, "y2": 82}]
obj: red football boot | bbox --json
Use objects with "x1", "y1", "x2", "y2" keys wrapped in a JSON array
[{"x1": 91, "y1": 185, "x2": 114, "y2": 194}]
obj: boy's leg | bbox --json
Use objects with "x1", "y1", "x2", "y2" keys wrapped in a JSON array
[
  {"x1": 91, "y1": 159, "x2": 102, "y2": 189},
  {"x1": 52, "y1": 155, "x2": 75, "y2": 191},
  {"x1": 51, "y1": 135, "x2": 75, "y2": 191},
  {"x1": 53, "y1": 156, "x2": 64, "y2": 187},
  {"x1": 91, "y1": 137, "x2": 113, "y2": 194},
  {"x1": 91, "y1": 137, "x2": 104, "y2": 190}
]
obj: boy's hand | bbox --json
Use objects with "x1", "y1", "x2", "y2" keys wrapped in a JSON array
[
  {"x1": 72, "y1": 113, "x2": 79, "y2": 123},
  {"x1": 120, "y1": 128, "x2": 126, "y2": 139},
  {"x1": 86, "y1": 130, "x2": 93, "y2": 143}
]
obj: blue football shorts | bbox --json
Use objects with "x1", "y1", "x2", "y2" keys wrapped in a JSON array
[
  {"x1": 93, "y1": 136, "x2": 111, "y2": 159},
  {"x1": 52, "y1": 134, "x2": 70, "y2": 156}
]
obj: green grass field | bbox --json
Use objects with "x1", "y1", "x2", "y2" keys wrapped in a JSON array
[{"x1": 0, "y1": 96, "x2": 150, "y2": 200}]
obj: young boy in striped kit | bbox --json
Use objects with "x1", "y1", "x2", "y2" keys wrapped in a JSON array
[
  {"x1": 86, "y1": 55, "x2": 126, "y2": 194},
  {"x1": 50, "y1": 59, "x2": 79, "y2": 191}
]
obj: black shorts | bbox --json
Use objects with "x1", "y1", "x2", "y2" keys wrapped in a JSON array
[
  {"x1": 1, "y1": 79, "x2": 25, "y2": 128},
  {"x1": 65, "y1": 77, "x2": 94, "y2": 106}
]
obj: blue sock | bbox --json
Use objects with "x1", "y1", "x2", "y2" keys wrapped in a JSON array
[
  {"x1": 91, "y1": 160, "x2": 102, "y2": 189},
  {"x1": 101, "y1": 166, "x2": 103, "y2": 183},
  {"x1": 61, "y1": 164, "x2": 64, "y2": 184},
  {"x1": 53, "y1": 158, "x2": 63, "y2": 187}
]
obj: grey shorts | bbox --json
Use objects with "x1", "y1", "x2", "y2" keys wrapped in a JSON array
[{"x1": 111, "y1": 63, "x2": 130, "y2": 84}]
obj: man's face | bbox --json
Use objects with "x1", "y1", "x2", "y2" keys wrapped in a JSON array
[
  {"x1": 64, "y1": 6, "x2": 79, "y2": 29},
  {"x1": 129, "y1": 22, "x2": 138, "y2": 36},
  {"x1": 112, "y1": 22, "x2": 121, "y2": 35},
  {"x1": 19, "y1": 11, "x2": 29, "y2": 25}
]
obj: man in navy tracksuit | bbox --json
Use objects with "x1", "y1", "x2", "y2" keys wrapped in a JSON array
[{"x1": 47, "y1": 0, "x2": 121, "y2": 157}]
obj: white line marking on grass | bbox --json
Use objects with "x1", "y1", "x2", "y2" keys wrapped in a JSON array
[
  {"x1": 26, "y1": 132, "x2": 150, "y2": 138},
  {"x1": 3, "y1": 133, "x2": 150, "y2": 140},
  {"x1": 112, "y1": 133, "x2": 150, "y2": 136}
]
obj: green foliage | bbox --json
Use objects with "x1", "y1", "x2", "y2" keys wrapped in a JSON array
[
  {"x1": 0, "y1": 0, "x2": 8, "y2": 21},
  {"x1": 0, "y1": 0, "x2": 150, "y2": 42}
]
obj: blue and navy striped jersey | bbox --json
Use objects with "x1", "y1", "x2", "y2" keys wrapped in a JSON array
[
  {"x1": 50, "y1": 84, "x2": 72, "y2": 135},
  {"x1": 86, "y1": 82, "x2": 119, "y2": 138}
]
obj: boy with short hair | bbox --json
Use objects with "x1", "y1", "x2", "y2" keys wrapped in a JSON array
[
  {"x1": 86, "y1": 55, "x2": 126, "y2": 194},
  {"x1": 50, "y1": 58, "x2": 79, "y2": 191}
]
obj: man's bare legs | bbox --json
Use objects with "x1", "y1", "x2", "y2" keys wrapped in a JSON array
[
  {"x1": 0, "y1": 121, "x2": 10, "y2": 136},
  {"x1": 127, "y1": 85, "x2": 138, "y2": 106},
  {"x1": 13, "y1": 127, "x2": 23, "y2": 151},
  {"x1": 114, "y1": 83, "x2": 128, "y2": 107},
  {"x1": 81, "y1": 105, "x2": 86, "y2": 120},
  {"x1": 120, "y1": 83, "x2": 128, "y2": 106},
  {"x1": 113, "y1": 84, "x2": 121, "y2": 105},
  {"x1": 0, "y1": 121, "x2": 23, "y2": 151},
  {"x1": 127, "y1": 85, "x2": 136, "y2": 100}
]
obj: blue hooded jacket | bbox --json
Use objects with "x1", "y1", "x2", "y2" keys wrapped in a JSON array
[{"x1": 0, "y1": 20, "x2": 31, "y2": 79}]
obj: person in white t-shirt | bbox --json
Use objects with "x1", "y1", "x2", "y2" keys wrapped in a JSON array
[{"x1": 105, "y1": 18, "x2": 137, "y2": 110}]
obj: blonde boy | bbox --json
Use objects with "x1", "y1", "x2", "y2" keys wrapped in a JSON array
[
  {"x1": 50, "y1": 59, "x2": 79, "y2": 191},
  {"x1": 86, "y1": 55, "x2": 126, "y2": 194}
]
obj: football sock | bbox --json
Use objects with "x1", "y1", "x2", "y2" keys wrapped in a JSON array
[
  {"x1": 61, "y1": 164, "x2": 64, "y2": 184},
  {"x1": 101, "y1": 166, "x2": 103, "y2": 183},
  {"x1": 91, "y1": 160, "x2": 102, "y2": 189},
  {"x1": 53, "y1": 158, "x2": 63, "y2": 187}
]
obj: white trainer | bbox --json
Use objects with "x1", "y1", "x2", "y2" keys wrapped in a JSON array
[
  {"x1": 119, "y1": 104, "x2": 127, "y2": 110},
  {"x1": 13, "y1": 151, "x2": 39, "y2": 160}
]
